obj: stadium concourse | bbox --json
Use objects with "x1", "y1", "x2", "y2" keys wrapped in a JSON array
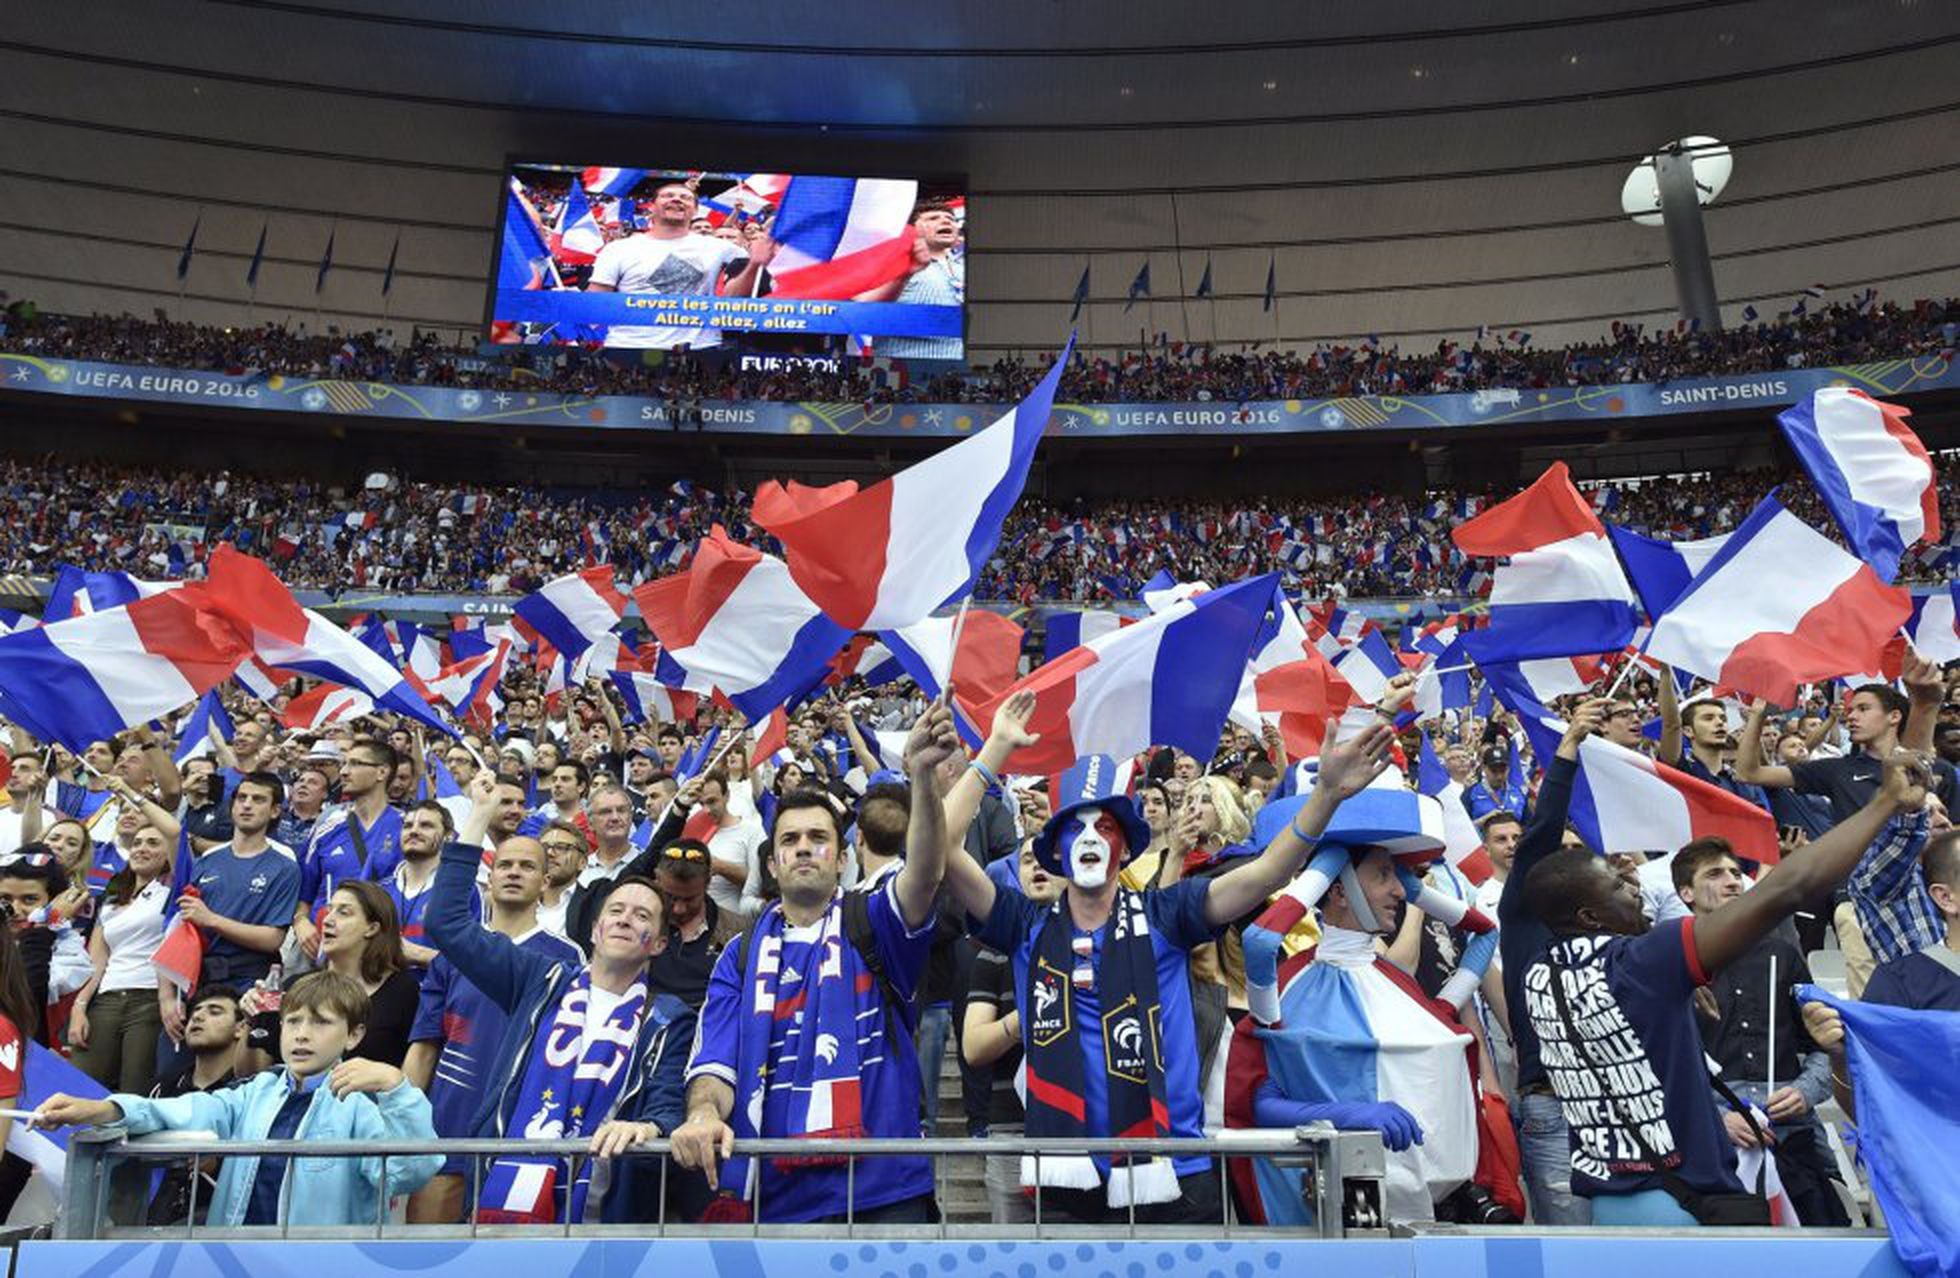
[{"x1": 4, "y1": 0, "x2": 1960, "y2": 1275}]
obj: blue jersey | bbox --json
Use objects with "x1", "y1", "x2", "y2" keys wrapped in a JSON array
[
  {"x1": 301, "y1": 806, "x2": 403, "y2": 913},
  {"x1": 974, "y1": 878, "x2": 1220, "y2": 1177},
  {"x1": 382, "y1": 865, "x2": 477, "y2": 948},
  {"x1": 191, "y1": 842, "x2": 301, "y2": 987},
  {"x1": 413, "y1": 928, "x2": 583, "y2": 1140},
  {"x1": 688, "y1": 879, "x2": 935, "y2": 1221}
]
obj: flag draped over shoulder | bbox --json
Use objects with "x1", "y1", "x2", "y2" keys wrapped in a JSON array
[{"x1": 1796, "y1": 985, "x2": 1960, "y2": 1278}]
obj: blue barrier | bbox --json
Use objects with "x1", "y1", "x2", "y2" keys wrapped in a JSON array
[
  {"x1": 13, "y1": 1234, "x2": 1912, "y2": 1278},
  {"x1": 2, "y1": 351, "x2": 1953, "y2": 438}
]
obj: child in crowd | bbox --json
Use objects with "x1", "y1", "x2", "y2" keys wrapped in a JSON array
[{"x1": 32, "y1": 969, "x2": 441, "y2": 1227}]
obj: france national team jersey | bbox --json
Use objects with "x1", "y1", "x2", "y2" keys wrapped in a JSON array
[
  {"x1": 414, "y1": 928, "x2": 583, "y2": 1145},
  {"x1": 302, "y1": 806, "x2": 403, "y2": 912},
  {"x1": 688, "y1": 880, "x2": 935, "y2": 1221},
  {"x1": 383, "y1": 861, "x2": 477, "y2": 948},
  {"x1": 190, "y1": 842, "x2": 301, "y2": 987},
  {"x1": 974, "y1": 878, "x2": 1221, "y2": 1178}
]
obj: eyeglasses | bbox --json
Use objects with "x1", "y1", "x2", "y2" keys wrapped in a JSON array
[
  {"x1": 346, "y1": 758, "x2": 386, "y2": 771},
  {"x1": 540, "y1": 840, "x2": 586, "y2": 855},
  {"x1": 660, "y1": 846, "x2": 708, "y2": 863}
]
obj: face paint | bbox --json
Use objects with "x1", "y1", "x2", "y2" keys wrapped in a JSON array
[{"x1": 1058, "y1": 808, "x2": 1128, "y2": 890}]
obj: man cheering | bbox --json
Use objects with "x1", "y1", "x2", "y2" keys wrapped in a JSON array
[
  {"x1": 670, "y1": 698, "x2": 961, "y2": 1223},
  {"x1": 586, "y1": 182, "x2": 775, "y2": 350}
]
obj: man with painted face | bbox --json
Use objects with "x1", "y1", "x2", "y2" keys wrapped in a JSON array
[
  {"x1": 1225, "y1": 786, "x2": 1502, "y2": 1226},
  {"x1": 937, "y1": 692, "x2": 1398, "y2": 1223}
]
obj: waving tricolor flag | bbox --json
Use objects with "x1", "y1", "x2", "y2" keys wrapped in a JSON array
[
  {"x1": 513, "y1": 567, "x2": 628, "y2": 664},
  {"x1": 1454, "y1": 462, "x2": 1638, "y2": 663},
  {"x1": 754, "y1": 344, "x2": 1068, "y2": 631},
  {"x1": 174, "y1": 688, "x2": 236, "y2": 767},
  {"x1": 1233, "y1": 587, "x2": 1362, "y2": 757},
  {"x1": 1044, "y1": 610, "x2": 1131, "y2": 662},
  {"x1": 1643, "y1": 494, "x2": 1912, "y2": 705},
  {"x1": 42, "y1": 566, "x2": 174, "y2": 621},
  {"x1": 581, "y1": 167, "x2": 648, "y2": 199},
  {"x1": 281, "y1": 682, "x2": 375, "y2": 730},
  {"x1": 1606, "y1": 525, "x2": 1732, "y2": 619},
  {"x1": 1777, "y1": 388, "x2": 1939, "y2": 582},
  {"x1": 551, "y1": 183, "x2": 606, "y2": 266},
  {"x1": 1906, "y1": 585, "x2": 1960, "y2": 665},
  {"x1": 973, "y1": 573, "x2": 1276, "y2": 774},
  {"x1": 254, "y1": 608, "x2": 454, "y2": 735},
  {"x1": 877, "y1": 610, "x2": 1026, "y2": 743},
  {"x1": 611, "y1": 672, "x2": 699, "y2": 726},
  {"x1": 763, "y1": 176, "x2": 919, "y2": 300},
  {"x1": 409, "y1": 639, "x2": 511, "y2": 727},
  {"x1": 635, "y1": 526, "x2": 851, "y2": 722}
]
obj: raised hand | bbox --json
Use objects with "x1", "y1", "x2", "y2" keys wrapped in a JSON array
[
  {"x1": 905, "y1": 697, "x2": 961, "y2": 777},
  {"x1": 1317, "y1": 719, "x2": 1394, "y2": 800},
  {"x1": 1880, "y1": 748, "x2": 1932, "y2": 812},
  {"x1": 988, "y1": 689, "x2": 1042, "y2": 754}
]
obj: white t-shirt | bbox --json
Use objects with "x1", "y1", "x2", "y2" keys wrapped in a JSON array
[
  {"x1": 0, "y1": 806, "x2": 61, "y2": 855},
  {"x1": 588, "y1": 233, "x2": 745, "y2": 349},
  {"x1": 709, "y1": 817, "x2": 766, "y2": 917},
  {"x1": 98, "y1": 879, "x2": 169, "y2": 993},
  {"x1": 1638, "y1": 852, "x2": 1692, "y2": 926}
]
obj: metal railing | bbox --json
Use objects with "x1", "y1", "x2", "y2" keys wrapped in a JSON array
[{"x1": 58, "y1": 1128, "x2": 1383, "y2": 1241}]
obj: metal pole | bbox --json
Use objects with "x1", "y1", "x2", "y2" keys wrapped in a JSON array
[{"x1": 1655, "y1": 145, "x2": 1722, "y2": 333}]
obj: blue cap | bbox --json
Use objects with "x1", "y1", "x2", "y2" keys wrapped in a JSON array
[{"x1": 1032, "y1": 754, "x2": 1150, "y2": 874}]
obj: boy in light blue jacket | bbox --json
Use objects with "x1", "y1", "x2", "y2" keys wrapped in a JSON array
[{"x1": 36, "y1": 970, "x2": 441, "y2": 1227}]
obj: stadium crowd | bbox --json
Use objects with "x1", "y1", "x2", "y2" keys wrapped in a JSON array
[
  {"x1": 3, "y1": 622, "x2": 1958, "y2": 1231},
  {"x1": 1, "y1": 454, "x2": 1953, "y2": 601},
  {"x1": 2, "y1": 294, "x2": 1954, "y2": 404}
]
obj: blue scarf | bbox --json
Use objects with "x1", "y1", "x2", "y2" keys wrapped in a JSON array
[
  {"x1": 725, "y1": 896, "x2": 878, "y2": 1199},
  {"x1": 479, "y1": 968, "x2": 646, "y2": 1224}
]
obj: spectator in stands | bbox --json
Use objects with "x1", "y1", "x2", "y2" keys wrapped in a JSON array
[
  {"x1": 0, "y1": 925, "x2": 46, "y2": 1218},
  {"x1": 298, "y1": 742, "x2": 403, "y2": 959},
  {"x1": 35, "y1": 969, "x2": 443, "y2": 1228},
  {"x1": 1463, "y1": 743, "x2": 1526, "y2": 827},
  {"x1": 179, "y1": 758, "x2": 234, "y2": 852},
  {"x1": 1516, "y1": 746, "x2": 1928, "y2": 1226},
  {"x1": 141, "y1": 984, "x2": 248, "y2": 1227},
  {"x1": 428, "y1": 773, "x2": 694, "y2": 1225},
  {"x1": 0, "y1": 750, "x2": 58, "y2": 855},
  {"x1": 249, "y1": 880, "x2": 420, "y2": 1072},
  {"x1": 1, "y1": 852, "x2": 94, "y2": 1042},
  {"x1": 68, "y1": 817, "x2": 174, "y2": 1093},
  {"x1": 404, "y1": 834, "x2": 581, "y2": 1225},
  {"x1": 384, "y1": 800, "x2": 453, "y2": 967},
  {"x1": 1672, "y1": 839, "x2": 1847, "y2": 1225},
  {"x1": 276, "y1": 762, "x2": 332, "y2": 853},
  {"x1": 671, "y1": 702, "x2": 959, "y2": 1224},
  {"x1": 645, "y1": 839, "x2": 743, "y2": 1011}
]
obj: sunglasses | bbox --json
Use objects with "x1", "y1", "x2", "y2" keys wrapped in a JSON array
[
  {"x1": 0, "y1": 853, "x2": 55, "y2": 868},
  {"x1": 660, "y1": 846, "x2": 708, "y2": 863}
]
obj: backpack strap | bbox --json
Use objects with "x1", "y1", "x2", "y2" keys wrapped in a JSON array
[{"x1": 843, "y1": 886, "x2": 917, "y2": 1037}]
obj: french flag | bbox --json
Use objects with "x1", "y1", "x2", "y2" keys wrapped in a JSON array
[
  {"x1": 513, "y1": 567, "x2": 628, "y2": 663},
  {"x1": 1329, "y1": 629, "x2": 1401, "y2": 704},
  {"x1": 1606, "y1": 525, "x2": 1731, "y2": 619},
  {"x1": 42, "y1": 566, "x2": 174, "y2": 621},
  {"x1": 1777, "y1": 388, "x2": 1940, "y2": 582},
  {"x1": 173, "y1": 688, "x2": 235, "y2": 767},
  {"x1": 878, "y1": 610, "x2": 1026, "y2": 743},
  {"x1": 1454, "y1": 461, "x2": 1638, "y2": 663},
  {"x1": 254, "y1": 608, "x2": 455, "y2": 735},
  {"x1": 1486, "y1": 663, "x2": 1779, "y2": 862},
  {"x1": 753, "y1": 342, "x2": 1068, "y2": 631},
  {"x1": 1479, "y1": 654, "x2": 1607, "y2": 706},
  {"x1": 581, "y1": 167, "x2": 647, "y2": 199},
  {"x1": 0, "y1": 588, "x2": 251, "y2": 751},
  {"x1": 281, "y1": 682, "x2": 374, "y2": 730},
  {"x1": 971, "y1": 574, "x2": 1277, "y2": 775},
  {"x1": 1644, "y1": 494, "x2": 1912, "y2": 705},
  {"x1": 1044, "y1": 610, "x2": 1130, "y2": 662},
  {"x1": 764, "y1": 176, "x2": 919, "y2": 300},
  {"x1": 611, "y1": 671, "x2": 699, "y2": 726},
  {"x1": 1906, "y1": 585, "x2": 1960, "y2": 664},
  {"x1": 571, "y1": 630, "x2": 644, "y2": 682},
  {"x1": 407, "y1": 640, "x2": 511, "y2": 726},
  {"x1": 552, "y1": 183, "x2": 606, "y2": 266},
  {"x1": 9, "y1": 1042, "x2": 111, "y2": 1191},
  {"x1": 1234, "y1": 589, "x2": 1362, "y2": 758},
  {"x1": 634, "y1": 525, "x2": 851, "y2": 722}
]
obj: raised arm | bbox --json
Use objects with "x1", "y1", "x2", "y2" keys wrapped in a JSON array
[
  {"x1": 127, "y1": 725, "x2": 182, "y2": 809},
  {"x1": 941, "y1": 692, "x2": 1041, "y2": 927},
  {"x1": 1691, "y1": 749, "x2": 1924, "y2": 976},
  {"x1": 1203, "y1": 719, "x2": 1395, "y2": 927},
  {"x1": 1733, "y1": 703, "x2": 1794, "y2": 789},
  {"x1": 1656, "y1": 668, "x2": 1683, "y2": 766},
  {"x1": 1900, "y1": 647, "x2": 1942, "y2": 754},
  {"x1": 893, "y1": 697, "x2": 959, "y2": 930}
]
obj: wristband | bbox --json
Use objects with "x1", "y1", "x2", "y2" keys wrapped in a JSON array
[
  {"x1": 1288, "y1": 819, "x2": 1320, "y2": 845},
  {"x1": 968, "y1": 758, "x2": 1000, "y2": 790}
]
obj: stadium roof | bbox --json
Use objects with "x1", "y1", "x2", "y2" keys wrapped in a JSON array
[{"x1": 1, "y1": 0, "x2": 1956, "y2": 355}]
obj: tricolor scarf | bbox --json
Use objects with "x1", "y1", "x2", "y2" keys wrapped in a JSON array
[
  {"x1": 725, "y1": 897, "x2": 878, "y2": 1199},
  {"x1": 479, "y1": 968, "x2": 647, "y2": 1224},
  {"x1": 1021, "y1": 889, "x2": 1179, "y2": 1206}
]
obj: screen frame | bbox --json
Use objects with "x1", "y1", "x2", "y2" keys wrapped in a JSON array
[{"x1": 484, "y1": 154, "x2": 971, "y2": 360}]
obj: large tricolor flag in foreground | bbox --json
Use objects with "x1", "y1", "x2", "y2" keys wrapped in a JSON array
[
  {"x1": 10, "y1": 1042, "x2": 110, "y2": 1191},
  {"x1": 1483, "y1": 662, "x2": 1778, "y2": 862},
  {"x1": 42, "y1": 566, "x2": 175, "y2": 621},
  {"x1": 0, "y1": 588, "x2": 252, "y2": 751},
  {"x1": 1643, "y1": 493, "x2": 1912, "y2": 705},
  {"x1": 635, "y1": 526, "x2": 851, "y2": 722},
  {"x1": 1777, "y1": 388, "x2": 1939, "y2": 582},
  {"x1": 1454, "y1": 462, "x2": 1638, "y2": 662},
  {"x1": 763, "y1": 176, "x2": 919, "y2": 300},
  {"x1": 974, "y1": 573, "x2": 1276, "y2": 774},
  {"x1": 1796, "y1": 985, "x2": 1960, "y2": 1278},
  {"x1": 1606, "y1": 525, "x2": 1731, "y2": 619},
  {"x1": 513, "y1": 567, "x2": 628, "y2": 664},
  {"x1": 1044, "y1": 610, "x2": 1130, "y2": 662},
  {"x1": 753, "y1": 342, "x2": 1069, "y2": 631}
]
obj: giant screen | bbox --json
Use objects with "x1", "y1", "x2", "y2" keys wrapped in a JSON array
[{"x1": 489, "y1": 164, "x2": 966, "y2": 360}]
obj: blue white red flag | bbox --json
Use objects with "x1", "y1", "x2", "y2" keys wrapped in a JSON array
[
  {"x1": 552, "y1": 183, "x2": 606, "y2": 266},
  {"x1": 634, "y1": 526, "x2": 851, "y2": 722},
  {"x1": 765, "y1": 177, "x2": 919, "y2": 300},
  {"x1": 1044, "y1": 610, "x2": 1129, "y2": 662},
  {"x1": 512, "y1": 567, "x2": 627, "y2": 664},
  {"x1": 1905, "y1": 584, "x2": 1960, "y2": 665},
  {"x1": 1643, "y1": 494, "x2": 1911, "y2": 704},
  {"x1": 753, "y1": 341, "x2": 1069, "y2": 631},
  {"x1": 42, "y1": 566, "x2": 173, "y2": 621},
  {"x1": 581, "y1": 167, "x2": 647, "y2": 199},
  {"x1": 1454, "y1": 462, "x2": 1638, "y2": 663},
  {"x1": 173, "y1": 688, "x2": 235, "y2": 767},
  {"x1": 1606, "y1": 525, "x2": 1731, "y2": 619},
  {"x1": 1777, "y1": 388, "x2": 1940, "y2": 582},
  {"x1": 610, "y1": 672, "x2": 698, "y2": 726},
  {"x1": 10, "y1": 1043, "x2": 110, "y2": 1190}
]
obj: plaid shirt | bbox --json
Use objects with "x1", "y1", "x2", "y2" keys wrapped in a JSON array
[{"x1": 1848, "y1": 810, "x2": 1943, "y2": 966}]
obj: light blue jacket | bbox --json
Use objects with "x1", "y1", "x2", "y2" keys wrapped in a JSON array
[{"x1": 110, "y1": 1067, "x2": 442, "y2": 1227}]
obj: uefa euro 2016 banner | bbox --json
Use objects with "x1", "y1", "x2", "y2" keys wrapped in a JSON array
[{"x1": 2, "y1": 351, "x2": 1954, "y2": 438}]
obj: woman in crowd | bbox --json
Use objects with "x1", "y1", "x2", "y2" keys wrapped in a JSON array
[
  {"x1": 69, "y1": 815, "x2": 175, "y2": 1093},
  {"x1": 246, "y1": 880, "x2": 419, "y2": 1070}
]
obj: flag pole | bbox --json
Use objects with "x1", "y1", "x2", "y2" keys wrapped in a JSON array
[
  {"x1": 1765, "y1": 952, "x2": 1779, "y2": 1103},
  {"x1": 1603, "y1": 655, "x2": 1640, "y2": 702},
  {"x1": 1168, "y1": 194, "x2": 1193, "y2": 349}
]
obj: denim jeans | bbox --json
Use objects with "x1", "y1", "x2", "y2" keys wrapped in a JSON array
[
  {"x1": 915, "y1": 1000, "x2": 952, "y2": 1124},
  {"x1": 1513, "y1": 1090, "x2": 1592, "y2": 1225}
]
